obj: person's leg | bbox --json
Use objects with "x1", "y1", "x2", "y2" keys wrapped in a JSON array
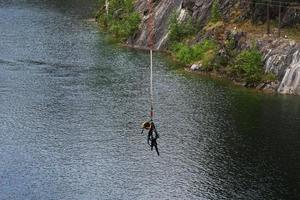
[{"x1": 154, "y1": 145, "x2": 159, "y2": 156}]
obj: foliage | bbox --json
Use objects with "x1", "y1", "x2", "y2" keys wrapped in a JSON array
[
  {"x1": 171, "y1": 39, "x2": 219, "y2": 67},
  {"x1": 168, "y1": 12, "x2": 197, "y2": 43},
  {"x1": 171, "y1": 43, "x2": 193, "y2": 64},
  {"x1": 202, "y1": 50, "x2": 218, "y2": 70},
  {"x1": 108, "y1": 12, "x2": 140, "y2": 39},
  {"x1": 97, "y1": 0, "x2": 141, "y2": 41},
  {"x1": 231, "y1": 48, "x2": 264, "y2": 83},
  {"x1": 262, "y1": 72, "x2": 277, "y2": 82},
  {"x1": 194, "y1": 39, "x2": 218, "y2": 57},
  {"x1": 213, "y1": 54, "x2": 228, "y2": 70},
  {"x1": 225, "y1": 39, "x2": 236, "y2": 54},
  {"x1": 210, "y1": 0, "x2": 221, "y2": 23}
]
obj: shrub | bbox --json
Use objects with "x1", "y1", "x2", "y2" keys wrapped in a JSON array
[
  {"x1": 210, "y1": 0, "x2": 221, "y2": 23},
  {"x1": 188, "y1": 40, "x2": 217, "y2": 60},
  {"x1": 171, "y1": 43, "x2": 193, "y2": 64},
  {"x1": 124, "y1": 12, "x2": 140, "y2": 37},
  {"x1": 262, "y1": 72, "x2": 277, "y2": 82},
  {"x1": 192, "y1": 39, "x2": 218, "y2": 67},
  {"x1": 168, "y1": 12, "x2": 197, "y2": 43},
  {"x1": 97, "y1": 0, "x2": 140, "y2": 41},
  {"x1": 171, "y1": 39, "x2": 219, "y2": 66},
  {"x1": 202, "y1": 50, "x2": 218, "y2": 70},
  {"x1": 231, "y1": 48, "x2": 264, "y2": 83}
]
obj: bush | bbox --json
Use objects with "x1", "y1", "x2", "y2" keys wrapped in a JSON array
[
  {"x1": 193, "y1": 39, "x2": 217, "y2": 57},
  {"x1": 168, "y1": 12, "x2": 197, "y2": 43},
  {"x1": 192, "y1": 40, "x2": 218, "y2": 69},
  {"x1": 210, "y1": 0, "x2": 221, "y2": 23},
  {"x1": 97, "y1": 0, "x2": 140, "y2": 41},
  {"x1": 262, "y1": 72, "x2": 277, "y2": 82},
  {"x1": 202, "y1": 50, "x2": 217, "y2": 70},
  {"x1": 171, "y1": 43, "x2": 193, "y2": 64},
  {"x1": 171, "y1": 39, "x2": 219, "y2": 67},
  {"x1": 123, "y1": 12, "x2": 140, "y2": 37},
  {"x1": 231, "y1": 48, "x2": 264, "y2": 83}
]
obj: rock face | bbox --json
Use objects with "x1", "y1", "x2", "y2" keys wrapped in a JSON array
[
  {"x1": 131, "y1": 0, "x2": 182, "y2": 49},
  {"x1": 246, "y1": 0, "x2": 300, "y2": 27},
  {"x1": 131, "y1": 0, "x2": 240, "y2": 49},
  {"x1": 130, "y1": 0, "x2": 300, "y2": 95},
  {"x1": 281, "y1": 7, "x2": 300, "y2": 27},
  {"x1": 132, "y1": 0, "x2": 300, "y2": 50},
  {"x1": 277, "y1": 50, "x2": 300, "y2": 94},
  {"x1": 259, "y1": 39, "x2": 300, "y2": 95},
  {"x1": 186, "y1": 0, "x2": 238, "y2": 24}
]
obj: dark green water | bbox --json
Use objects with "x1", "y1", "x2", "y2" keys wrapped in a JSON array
[{"x1": 0, "y1": 0, "x2": 300, "y2": 199}]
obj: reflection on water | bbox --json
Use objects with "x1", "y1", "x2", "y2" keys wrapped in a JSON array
[{"x1": 0, "y1": 0, "x2": 300, "y2": 199}]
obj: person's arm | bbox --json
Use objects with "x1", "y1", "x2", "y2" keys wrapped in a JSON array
[
  {"x1": 154, "y1": 127, "x2": 159, "y2": 139},
  {"x1": 147, "y1": 130, "x2": 151, "y2": 145}
]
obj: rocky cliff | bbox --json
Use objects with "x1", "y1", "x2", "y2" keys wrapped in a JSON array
[
  {"x1": 260, "y1": 39, "x2": 300, "y2": 94},
  {"x1": 131, "y1": 0, "x2": 182, "y2": 49},
  {"x1": 128, "y1": 0, "x2": 300, "y2": 95}
]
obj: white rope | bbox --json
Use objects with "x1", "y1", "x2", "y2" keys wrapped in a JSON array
[{"x1": 150, "y1": 49, "x2": 154, "y2": 120}]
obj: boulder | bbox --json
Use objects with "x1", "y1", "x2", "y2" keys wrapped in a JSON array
[{"x1": 190, "y1": 64, "x2": 201, "y2": 71}]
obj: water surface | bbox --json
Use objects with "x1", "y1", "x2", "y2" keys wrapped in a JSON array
[{"x1": 1, "y1": 1, "x2": 300, "y2": 199}]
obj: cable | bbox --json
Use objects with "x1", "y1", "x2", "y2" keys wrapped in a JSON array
[
  {"x1": 147, "y1": 0, "x2": 155, "y2": 120},
  {"x1": 150, "y1": 49, "x2": 154, "y2": 120}
]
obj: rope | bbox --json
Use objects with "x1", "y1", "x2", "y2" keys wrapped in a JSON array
[
  {"x1": 150, "y1": 49, "x2": 154, "y2": 120},
  {"x1": 147, "y1": 0, "x2": 155, "y2": 120}
]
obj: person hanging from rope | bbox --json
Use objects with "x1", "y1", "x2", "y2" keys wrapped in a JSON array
[
  {"x1": 141, "y1": 121, "x2": 160, "y2": 156},
  {"x1": 139, "y1": 0, "x2": 159, "y2": 156},
  {"x1": 148, "y1": 121, "x2": 160, "y2": 156}
]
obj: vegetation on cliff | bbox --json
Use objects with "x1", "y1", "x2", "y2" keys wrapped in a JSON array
[
  {"x1": 168, "y1": 12, "x2": 219, "y2": 70},
  {"x1": 210, "y1": 0, "x2": 221, "y2": 23},
  {"x1": 166, "y1": 3, "x2": 276, "y2": 86},
  {"x1": 171, "y1": 40, "x2": 219, "y2": 68},
  {"x1": 168, "y1": 13, "x2": 197, "y2": 44},
  {"x1": 94, "y1": 0, "x2": 286, "y2": 88},
  {"x1": 230, "y1": 48, "x2": 264, "y2": 84},
  {"x1": 96, "y1": 0, "x2": 140, "y2": 42}
]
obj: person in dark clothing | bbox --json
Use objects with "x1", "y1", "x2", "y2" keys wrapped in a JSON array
[
  {"x1": 141, "y1": 121, "x2": 160, "y2": 156},
  {"x1": 147, "y1": 122, "x2": 160, "y2": 156}
]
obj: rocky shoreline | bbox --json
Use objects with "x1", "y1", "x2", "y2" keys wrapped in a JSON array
[
  {"x1": 97, "y1": 0, "x2": 300, "y2": 95},
  {"x1": 132, "y1": 0, "x2": 300, "y2": 95},
  {"x1": 187, "y1": 65, "x2": 279, "y2": 94},
  {"x1": 186, "y1": 34, "x2": 300, "y2": 95}
]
